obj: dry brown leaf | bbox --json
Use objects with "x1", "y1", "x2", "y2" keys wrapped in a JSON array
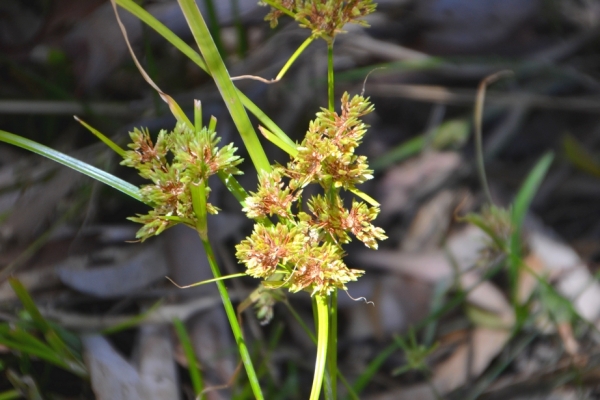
[
  {"x1": 432, "y1": 328, "x2": 511, "y2": 393},
  {"x1": 402, "y1": 189, "x2": 462, "y2": 252},
  {"x1": 83, "y1": 334, "x2": 147, "y2": 400},
  {"x1": 378, "y1": 151, "x2": 464, "y2": 218},
  {"x1": 84, "y1": 328, "x2": 179, "y2": 400},
  {"x1": 137, "y1": 324, "x2": 180, "y2": 400},
  {"x1": 57, "y1": 244, "x2": 168, "y2": 298}
]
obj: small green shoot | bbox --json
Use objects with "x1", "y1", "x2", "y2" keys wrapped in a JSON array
[
  {"x1": 173, "y1": 318, "x2": 205, "y2": 397},
  {"x1": 391, "y1": 329, "x2": 438, "y2": 376},
  {"x1": 0, "y1": 130, "x2": 143, "y2": 203},
  {"x1": 508, "y1": 152, "x2": 554, "y2": 300},
  {"x1": 0, "y1": 279, "x2": 87, "y2": 379}
]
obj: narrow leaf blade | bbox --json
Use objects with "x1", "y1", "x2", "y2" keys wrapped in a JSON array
[{"x1": 0, "y1": 130, "x2": 144, "y2": 203}]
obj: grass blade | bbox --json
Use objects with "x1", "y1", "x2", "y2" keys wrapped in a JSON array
[
  {"x1": 0, "y1": 130, "x2": 143, "y2": 203},
  {"x1": 116, "y1": 0, "x2": 207, "y2": 70},
  {"x1": 563, "y1": 133, "x2": 600, "y2": 177},
  {"x1": 511, "y1": 152, "x2": 554, "y2": 233},
  {"x1": 9, "y1": 278, "x2": 53, "y2": 334},
  {"x1": 173, "y1": 318, "x2": 204, "y2": 397},
  {"x1": 202, "y1": 0, "x2": 224, "y2": 56},
  {"x1": 508, "y1": 151, "x2": 553, "y2": 301},
  {"x1": 74, "y1": 116, "x2": 126, "y2": 157}
]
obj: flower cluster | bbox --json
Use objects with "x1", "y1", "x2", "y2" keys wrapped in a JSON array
[
  {"x1": 121, "y1": 122, "x2": 243, "y2": 241},
  {"x1": 262, "y1": 0, "x2": 377, "y2": 39},
  {"x1": 236, "y1": 93, "x2": 386, "y2": 296}
]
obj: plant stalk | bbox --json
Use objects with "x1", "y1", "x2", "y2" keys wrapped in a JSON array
[
  {"x1": 276, "y1": 35, "x2": 315, "y2": 81},
  {"x1": 327, "y1": 41, "x2": 335, "y2": 112},
  {"x1": 310, "y1": 294, "x2": 330, "y2": 400},
  {"x1": 199, "y1": 237, "x2": 264, "y2": 399},
  {"x1": 326, "y1": 291, "x2": 338, "y2": 400},
  {"x1": 190, "y1": 182, "x2": 264, "y2": 399}
]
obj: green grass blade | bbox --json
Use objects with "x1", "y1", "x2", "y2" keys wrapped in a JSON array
[
  {"x1": 9, "y1": 279, "x2": 78, "y2": 364},
  {"x1": 237, "y1": 91, "x2": 295, "y2": 150},
  {"x1": 0, "y1": 130, "x2": 143, "y2": 203},
  {"x1": 9, "y1": 278, "x2": 52, "y2": 334},
  {"x1": 511, "y1": 152, "x2": 554, "y2": 233},
  {"x1": 202, "y1": 0, "x2": 224, "y2": 56},
  {"x1": 177, "y1": 0, "x2": 271, "y2": 173},
  {"x1": 217, "y1": 171, "x2": 249, "y2": 206},
  {"x1": 4, "y1": 328, "x2": 55, "y2": 355},
  {"x1": 350, "y1": 343, "x2": 399, "y2": 396},
  {"x1": 258, "y1": 126, "x2": 298, "y2": 157},
  {"x1": 0, "y1": 328, "x2": 86, "y2": 377},
  {"x1": 0, "y1": 336, "x2": 67, "y2": 369},
  {"x1": 173, "y1": 318, "x2": 204, "y2": 397},
  {"x1": 116, "y1": 0, "x2": 207, "y2": 70},
  {"x1": 74, "y1": 116, "x2": 126, "y2": 157},
  {"x1": 508, "y1": 152, "x2": 553, "y2": 302}
]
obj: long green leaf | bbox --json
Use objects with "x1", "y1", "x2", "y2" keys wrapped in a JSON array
[
  {"x1": 0, "y1": 336, "x2": 66, "y2": 368},
  {"x1": 9, "y1": 278, "x2": 52, "y2": 334},
  {"x1": 178, "y1": 0, "x2": 271, "y2": 173},
  {"x1": 75, "y1": 116, "x2": 126, "y2": 157},
  {"x1": 0, "y1": 130, "x2": 143, "y2": 203},
  {"x1": 508, "y1": 151, "x2": 553, "y2": 302},
  {"x1": 9, "y1": 280, "x2": 80, "y2": 366},
  {"x1": 511, "y1": 152, "x2": 554, "y2": 233},
  {"x1": 173, "y1": 318, "x2": 204, "y2": 397}
]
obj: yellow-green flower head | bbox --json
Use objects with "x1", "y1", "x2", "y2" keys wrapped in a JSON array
[{"x1": 262, "y1": 0, "x2": 377, "y2": 40}]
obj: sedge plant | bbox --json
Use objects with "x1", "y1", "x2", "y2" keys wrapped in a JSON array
[{"x1": 0, "y1": 0, "x2": 383, "y2": 398}]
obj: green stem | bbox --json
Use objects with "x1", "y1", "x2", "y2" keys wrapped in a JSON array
[
  {"x1": 276, "y1": 35, "x2": 315, "y2": 81},
  {"x1": 173, "y1": 318, "x2": 204, "y2": 396},
  {"x1": 327, "y1": 41, "x2": 334, "y2": 112},
  {"x1": 326, "y1": 291, "x2": 338, "y2": 400},
  {"x1": 310, "y1": 294, "x2": 329, "y2": 400},
  {"x1": 190, "y1": 178, "x2": 263, "y2": 399},
  {"x1": 200, "y1": 237, "x2": 264, "y2": 399}
]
